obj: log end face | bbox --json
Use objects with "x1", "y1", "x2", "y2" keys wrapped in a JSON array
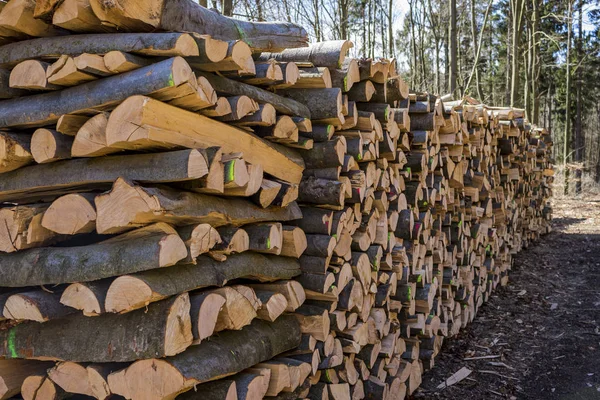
[
  {"x1": 3, "y1": 294, "x2": 45, "y2": 322},
  {"x1": 42, "y1": 194, "x2": 97, "y2": 235},
  {"x1": 95, "y1": 178, "x2": 160, "y2": 235},
  {"x1": 108, "y1": 359, "x2": 195, "y2": 400},
  {"x1": 105, "y1": 276, "x2": 155, "y2": 313},
  {"x1": 60, "y1": 283, "x2": 103, "y2": 316},
  {"x1": 159, "y1": 233, "x2": 188, "y2": 267},
  {"x1": 105, "y1": 96, "x2": 150, "y2": 149},
  {"x1": 164, "y1": 293, "x2": 193, "y2": 357},
  {"x1": 194, "y1": 292, "x2": 226, "y2": 343}
]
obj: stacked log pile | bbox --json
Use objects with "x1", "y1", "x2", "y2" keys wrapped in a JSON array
[{"x1": 0, "y1": 0, "x2": 553, "y2": 399}]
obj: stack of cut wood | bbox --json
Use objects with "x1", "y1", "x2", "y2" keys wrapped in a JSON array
[{"x1": 0, "y1": 0, "x2": 553, "y2": 399}]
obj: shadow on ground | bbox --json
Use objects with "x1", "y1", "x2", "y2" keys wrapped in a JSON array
[{"x1": 414, "y1": 200, "x2": 600, "y2": 400}]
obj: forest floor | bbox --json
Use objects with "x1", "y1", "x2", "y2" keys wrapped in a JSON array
[{"x1": 414, "y1": 197, "x2": 600, "y2": 400}]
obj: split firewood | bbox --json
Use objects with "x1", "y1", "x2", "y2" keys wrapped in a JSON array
[
  {"x1": 52, "y1": 0, "x2": 112, "y2": 33},
  {"x1": 0, "y1": 131, "x2": 32, "y2": 173},
  {"x1": 71, "y1": 112, "x2": 123, "y2": 157},
  {"x1": 47, "y1": 362, "x2": 95, "y2": 397},
  {"x1": 46, "y1": 55, "x2": 97, "y2": 86},
  {"x1": 2, "y1": 286, "x2": 73, "y2": 322},
  {"x1": 103, "y1": 50, "x2": 153, "y2": 73},
  {"x1": 59, "y1": 278, "x2": 112, "y2": 316}
]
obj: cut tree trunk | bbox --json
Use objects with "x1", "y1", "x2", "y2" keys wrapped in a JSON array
[
  {"x1": 3, "y1": 287, "x2": 74, "y2": 322},
  {"x1": 104, "y1": 95, "x2": 305, "y2": 184},
  {"x1": 0, "y1": 57, "x2": 195, "y2": 128},
  {"x1": 59, "y1": 278, "x2": 113, "y2": 316},
  {"x1": 71, "y1": 112, "x2": 123, "y2": 157},
  {"x1": 0, "y1": 223, "x2": 187, "y2": 286},
  {"x1": 103, "y1": 252, "x2": 301, "y2": 313},
  {"x1": 107, "y1": 316, "x2": 301, "y2": 400},
  {"x1": 189, "y1": 290, "x2": 226, "y2": 344},
  {"x1": 94, "y1": 178, "x2": 302, "y2": 234},
  {"x1": 0, "y1": 32, "x2": 199, "y2": 67},
  {"x1": 0, "y1": 131, "x2": 32, "y2": 173},
  {"x1": 0, "y1": 148, "x2": 209, "y2": 203},
  {"x1": 0, "y1": 293, "x2": 192, "y2": 362},
  {"x1": 9, "y1": 60, "x2": 60, "y2": 91},
  {"x1": 88, "y1": 0, "x2": 308, "y2": 51}
]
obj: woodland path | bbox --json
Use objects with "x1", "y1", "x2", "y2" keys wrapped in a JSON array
[{"x1": 414, "y1": 198, "x2": 600, "y2": 400}]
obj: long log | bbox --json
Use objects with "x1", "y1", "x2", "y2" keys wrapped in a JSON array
[
  {"x1": 0, "y1": 223, "x2": 187, "y2": 287},
  {"x1": 95, "y1": 178, "x2": 303, "y2": 234},
  {"x1": 104, "y1": 95, "x2": 305, "y2": 184},
  {"x1": 0, "y1": 57, "x2": 195, "y2": 128},
  {"x1": 0, "y1": 149, "x2": 208, "y2": 203},
  {"x1": 107, "y1": 316, "x2": 301, "y2": 400},
  {"x1": 103, "y1": 253, "x2": 301, "y2": 313},
  {"x1": 88, "y1": 0, "x2": 308, "y2": 51},
  {"x1": 0, "y1": 33, "x2": 199, "y2": 67},
  {"x1": 196, "y1": 72, "x2": 311, "y2": 118},
  {"x1": 0, "y1": 293, "x2": 192, "y2": 362},
  {"x1": 257, "y1": 40, "x2": 352, "y2": 69}
]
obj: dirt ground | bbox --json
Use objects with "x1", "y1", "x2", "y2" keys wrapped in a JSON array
[{"x1": 414, "y1": 197, "x2": 600, "y2": 400}]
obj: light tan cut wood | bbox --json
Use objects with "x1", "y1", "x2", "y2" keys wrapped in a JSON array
[
  {"x1": 247, "y1": 281, "x2": 305, "y2": 312},
  {"x1": 189, "y1": 291, "x2": 226, "y2": 344},
  {"x1": 103, "y1": 50, "x2": 152, "y2": 73},
  {"x1": 52, "y1": 0, "x2": 109, "y2": 32},
  {"x1": 71, "y1": 112, "x2": 123, "y2": 157},
  {"x1": 217, "y1": 96, "x2": 259, "y2": 121},
  {"x1": 105, "y1": 95, "x2": 304, "y2": 184},
  {"x1": 200, "y1": 96, "x2": 233, "y2": 117},
  {"x1": 20, "y1": 374, "x2": 45, "y2": 400},
  {"x1": 73, "y1": 53, "x2": 112, "y2": 76},
  {"x1": 211, "y1": 226, "x2": 250, "y2": 257},
  {"x1": 254, "y1": 290, "x2": 288, "y2": 322},
  {"x1": 0, "y1": 360, "x2": 54, "y2": 400},
  {"x1": 0, "y1": 203, "x2": 60, "y2": 253},
  {"x1": 87, "y1": 363, "x2": 127, "y2": 400},
  {"x1": 177, "y1": 223, "x2": 222, "y2": 263},
  {"x1": 190, "y1": 40, "x2": 255, "y2": 75},
  {"x1": 213, "y1": 286, "x2": 257, "y2": 331},
  {"x1": 47, "y1": 362, "x2": 94, "y2": 397},
  {"x1": 294, "y1": 66, "x2": 332, "y2": 89},
  {"x1": 55, "y1": 114, "x2": 89, "y2": 136},
  {"x1": 250, "y1": 179, "x2": 281, "y2": 208},
  {"x1": 254, "y1": 362, "x2": 290, "y2": 396},
  {"x1": 0, "y1": 0, "x2": 64, "y2": 38},
  {"x1": 59, "y1": 279, "x2": 112, "y2": 316},
  {"x1": 42, "y1": 193, "x2": 97, "y2": 235},
  {"x1": 223, "y1": 163, "x2": 263, "y2": 197},
  {"x1": 9, "y1": 60, "x2": 59, "y2": 90},
  {"x1": 280, "y1": 225, "x2": 307, "y2": 258},
  {"x1": 46, "y1": 55, "x2": 97, "y2": 86},
  {"x1": 0, "y1": 131, "x2": 32, "y2": 173},
  {"x1": 30, "y1": 128, "x2": 73, "y2": 164}
]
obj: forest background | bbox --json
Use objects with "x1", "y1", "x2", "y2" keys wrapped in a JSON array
[{"x1": 202, "y1": 0, "x2": 600, "y2": 190}]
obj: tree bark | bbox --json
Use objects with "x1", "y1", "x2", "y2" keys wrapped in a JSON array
[
  {"x1": 108, "y1": 317, "x2": 301, "y2": 400},
  {"x1": 89, "y1": 0, "x2": 308, "y2": 51},
  {"x1": 0, "y1": 223, "x2": 187, "y2": 286}
]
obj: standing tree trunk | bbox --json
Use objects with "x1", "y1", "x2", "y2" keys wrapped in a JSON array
[
  {"x1": 388, "y1": 0, "x2": 394, "y2": 58},
  {"x1": 564, "y1": 0, "x2": 573, "y2": 195},
  {"x1": 449, "y1": 0, "x2": 457, "y2": 96},
  {"x1": 469, "y1": 0, "x2": 483, "y2": 100},
  {"x1": 575, "y1": 0, "x2": 583, "y2": 194},
  {"x1": 510, "y1": 0, "x2": 526, "y2": 107},
  {"x1": 222, "y1": 0, "x2": 232, "y2": 16}
]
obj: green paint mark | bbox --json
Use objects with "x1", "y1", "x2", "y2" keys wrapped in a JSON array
[
  {"x1": 225, "y1": 160, "x2": 236, "y2": 183},
  {"x1": 458, "y1": 220, "x2": 463, "y2": 227},
  {"x1": 407, "y1": 167, "x2": 411, "y2": 173},
  {"x1": 423, "y1": 201, "x2": 428, "y2": 206},
  {"x1": 417, "y1": 275, "x2": 423, "y2": 282},
  {"x1": 332, "y1": 234, "x2": 338, "y2": 239},
  {"x1": 486, "y1": 245, "x2": 491, "y2": 252},
  {"x1": 7, "y1": 329, "x2": 17, "y2": 358},
  {"x1": 408, "y1": 287, "x2": 412, "y2": 298},
  {"x1": 357, "y1": 153, "x2": 363, "y2": 160},
  {"x1": 266, "y1": 238, "x2": 271, "y2": 249},
  {"x1": 344, "y1": 76, "x2": 349, "y2": 91},
  {"x1": 168, "y1": 73, "x2": 175, "y2": 87}
]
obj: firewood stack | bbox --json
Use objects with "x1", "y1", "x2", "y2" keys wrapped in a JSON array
[{"x1": 0, "y1": 0, "x2": 553, "y2": 399}]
